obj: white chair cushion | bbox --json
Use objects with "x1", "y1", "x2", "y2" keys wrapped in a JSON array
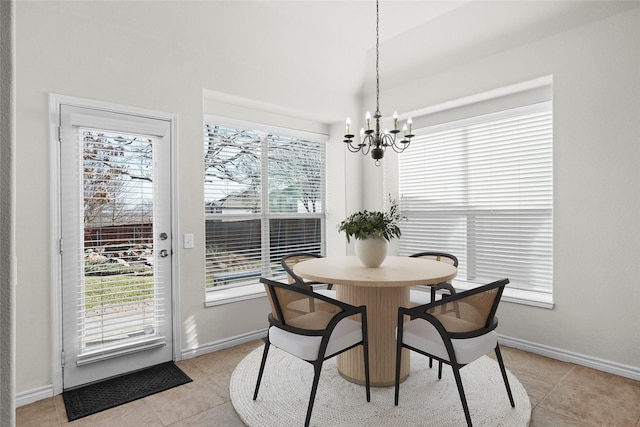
[
  {"x1": 270, "y1": 317, "x2": 363, "y2": 362},
  {"x1": 401, "y1": 318, "x2": 497, "y2": 365}
]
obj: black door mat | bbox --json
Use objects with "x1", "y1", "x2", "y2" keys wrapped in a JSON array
[{"x1": 62, "y1": 361, "x2": 192, "y2": 421}]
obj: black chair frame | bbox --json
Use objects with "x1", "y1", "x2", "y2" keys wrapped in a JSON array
[
  {"x1": 255, "y1": 277, "x2": 370, "y2": 427},
  {"x1": 409, "y1": 251, "x2": 459, "y2": 301},
  {"x1": 409, "y1": 251, "x2": 460, "y2": 368},
  {"x1": 395, "y1": 278, "x2": 515, "y2": 427},
  {"x1": 281, "y1": 252, "x2": 334, "y2": 290}
]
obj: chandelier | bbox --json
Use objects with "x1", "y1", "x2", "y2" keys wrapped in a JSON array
[{"x1": 344, "y1": 0, "x2": 414, "y2": 166}]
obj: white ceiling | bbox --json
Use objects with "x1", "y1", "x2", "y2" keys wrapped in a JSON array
[
  {"x1": 195, "y1": 0, "x2": 637, "y2": 98},
  {"x1": 89, "y1": 0, "x2": 637, "y2": 115}
]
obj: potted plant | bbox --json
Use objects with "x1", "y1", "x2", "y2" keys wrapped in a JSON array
[{"x1": 338, "y1": 197, "x2": 403, "y2": 267}]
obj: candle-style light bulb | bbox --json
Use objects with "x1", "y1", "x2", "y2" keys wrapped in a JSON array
[
  {"x1": 360, "y1": 128, "x2": 365, "y2": 142},
  {"x1": 402, "y1": 123, "x2": 408, "y2": 136},
  {"x1": 407, "y1": 117, "x2": 413, "y2": 135},
  {"x1": 393, "y1": 111, "x2": 398, "y2": 130},
  {"x1": 365, "y1": 111, "x2": 372, "y2": 130},
  {"x1": 346, "y1": 117, "x2": 351, "y2": 135}
]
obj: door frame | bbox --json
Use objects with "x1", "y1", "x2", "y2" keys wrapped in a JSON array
[{"x1": 49, "y1": 94, "x2": 181, "y2": 395}]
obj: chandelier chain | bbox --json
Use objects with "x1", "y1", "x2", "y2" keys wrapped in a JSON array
[{"x1": 375, "y1": 0, "x2": 380, "y2": 115}]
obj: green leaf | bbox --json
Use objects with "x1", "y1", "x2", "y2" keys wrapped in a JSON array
[{"x1": 337, "y1": 195, "x2": 405, "y2": 242}]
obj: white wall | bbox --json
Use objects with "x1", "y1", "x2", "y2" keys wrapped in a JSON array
[
  {"x1": 14, "y1": 1, "x2": 639, "y2": 398},
  {"x1": 14, "y1": 1, "x2": 360, "y2": 396},
  {"x1": 366, "y1": 8, "x2": 640, "y2": 371}
]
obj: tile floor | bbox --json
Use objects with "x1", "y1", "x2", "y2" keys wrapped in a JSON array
[{"x1": 16, "y1": 341, "x2": 640, "y2": 426}]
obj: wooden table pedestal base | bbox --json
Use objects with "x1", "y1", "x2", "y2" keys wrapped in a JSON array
[{"x1": 336, "y1": 285, "x2": 410, "y2": 387}]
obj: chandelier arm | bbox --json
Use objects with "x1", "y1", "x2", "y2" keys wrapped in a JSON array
[
  {"x1": 377, "y1": 132, "x2": 411, "y2": 154},
  {"x1": 361, "y1": 135, "x2": 372, "y2": 155},
  {"x1": 378, "y1": 132, "x2": 391, "y2": 148},
  {"x1": 345, "y1": 141, "x2": 363, "y2": 153},
  {"x1": 389, "y1": 139, "x2": 411, "y2": 153}
]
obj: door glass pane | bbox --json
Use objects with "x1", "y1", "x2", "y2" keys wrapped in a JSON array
[{"x1": 81, "y1": 129, "x2": 158, "y2": 353}]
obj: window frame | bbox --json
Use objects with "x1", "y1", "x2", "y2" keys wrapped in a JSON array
[
  {"x1": 203, "y1": 115, "x2": 327, "y2": 306},
  {"x1": 398, "y1": 101, "x2": 554, "y2": 309}
]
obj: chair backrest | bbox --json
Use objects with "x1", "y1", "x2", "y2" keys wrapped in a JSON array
[
  {"x1": 410, "y1": 251, "x2": 459, "y2": 267},
  {"x1": 281, "y1": 252, "x2": 323, "y2": 285},
  {"x1": 423, "y1": 279, "x2": 508, "y2": 336},
  {"x1": 261, "y1": 277, "x2": 346, "y2": 332}
]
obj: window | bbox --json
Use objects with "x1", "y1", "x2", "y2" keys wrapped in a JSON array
[
  {"x1": 398, "y1": 101, "x2": 553, "y2": 307},
  {"x1": 203, "y1": 120, "x2": 326, "y2": 299}
]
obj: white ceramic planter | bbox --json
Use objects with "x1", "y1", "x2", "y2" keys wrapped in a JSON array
[{"x1": 354, "y1": 237, "x2": 388, "y2": 268}]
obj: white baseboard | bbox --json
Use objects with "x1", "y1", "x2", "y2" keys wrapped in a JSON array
[
  {"x1": 16, "y1": 329, "x2": 268, "y2": 408},
  {"x1": 180, "y1": 328, "x2": 268, "y2": 360},
  {"x1": 16, "y1": 385, "x2": 55, "y2": 408},
  {"x1": 498, "y1": 335, "x2": 640, "y2": 381},
  {"x1": 16, "y1": 331, "x2": 638, "y2": 408}
]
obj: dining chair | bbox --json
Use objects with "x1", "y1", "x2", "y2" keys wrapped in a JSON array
[
  {"x1": 409, "y1": 251, "x2": 458, "y2": 306},
  {"x1": 281, "y1": 252, "x2": 335, "y2": 298},
  {"x1": 255, "y1": 277, "x2": 371, "y2": 427},
  {"x1": 394, "y1": 278, "x2": 514, "y2": 427}
]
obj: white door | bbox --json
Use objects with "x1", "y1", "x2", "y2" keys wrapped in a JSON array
[{"x1": 59, "y1": 104, "x2": 174, "y2": 389}]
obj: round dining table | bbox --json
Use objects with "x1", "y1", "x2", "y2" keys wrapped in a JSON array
[{"x1": 293, "y1": 255, "x2": 457, "y2": 387}]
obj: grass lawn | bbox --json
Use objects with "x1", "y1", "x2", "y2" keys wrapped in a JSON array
[{"x1": 84, "y1": 274, "x2": 154, "y2": 310}]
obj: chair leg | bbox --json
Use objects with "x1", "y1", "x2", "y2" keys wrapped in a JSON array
[
  {"x1": 394, "y1": 317, "x2": 405, "y2": 406},
  {"x1": 253, "y1": 340, "x2": 271, "y2": 400},
  {"x1": 362, "y1": 341, "x2": 371, "y2": 402},
  {"x1": 427, "y1": 287, "x2": 436, "y2": 369},
  {"x1": 494, "y1": 344, "x2": 515, "y2": 407},
  {"x1": 451, "y1": 365, "x2": 473, "y2": 427},
  {"x1": 304, "y1": 362, "x2": 323, "y2": 427}
]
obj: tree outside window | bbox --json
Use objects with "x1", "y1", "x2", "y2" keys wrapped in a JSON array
[{"x1": 204, "y1": 123, "x2": 326, "y2": 289}]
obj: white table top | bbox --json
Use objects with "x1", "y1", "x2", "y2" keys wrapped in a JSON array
[{"x1": 293, "y1": 255, "x2": 457, "y2": 288}]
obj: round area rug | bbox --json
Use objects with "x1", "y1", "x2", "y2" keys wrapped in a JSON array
[{"x1": 230, "y1": 346, "x2": 531, "y2": 427}]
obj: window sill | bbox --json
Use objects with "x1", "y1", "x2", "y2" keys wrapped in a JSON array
[
  {"x1": 205, "y1": 283, "x2": 266, "y2": 307},
  {"x1": 204, "y1": 278, "x2": 554, "y2": 309},
  {"x1": 453, "y1": 279, "x2": 554, "y2": 309}
]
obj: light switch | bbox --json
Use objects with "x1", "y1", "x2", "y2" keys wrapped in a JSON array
[{"x1": 184, "y1": 233, "x2": 194, "y2": 249}]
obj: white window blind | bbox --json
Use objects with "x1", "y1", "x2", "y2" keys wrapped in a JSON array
[
  {"x1": 204, "y1": 123, "x2": 326, "y2": 291},
  {"x1": 398, "y1": 101, "x2": 553, "y2": 298},
  {"x1": 78, "y1": 129, "x2": 165, "y2": 355}
]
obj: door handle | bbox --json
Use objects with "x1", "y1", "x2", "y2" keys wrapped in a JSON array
[{"x1": 159, "y1": 249, "x2": 169, "y2": 258}]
